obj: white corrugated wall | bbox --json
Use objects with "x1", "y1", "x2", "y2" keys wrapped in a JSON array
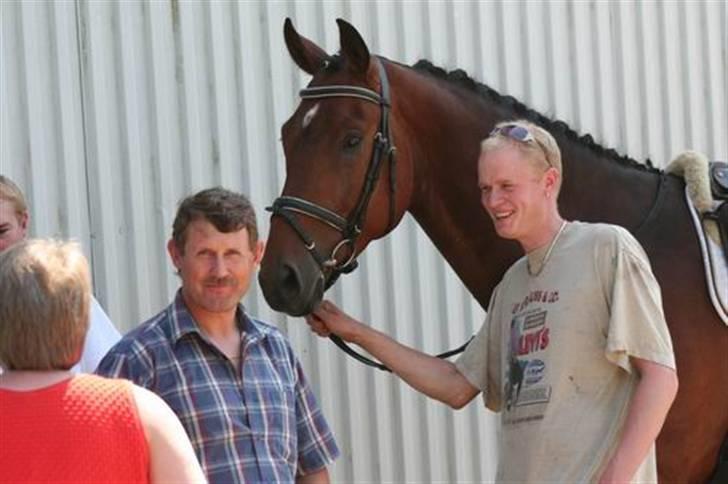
[{"x1": 1, "y1": 1, "x2": 726, "y2": 482}]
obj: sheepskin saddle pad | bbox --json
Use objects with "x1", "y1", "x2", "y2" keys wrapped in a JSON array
[{"x1": 666, "y1": 151, "x2": 728, "y2": 325}]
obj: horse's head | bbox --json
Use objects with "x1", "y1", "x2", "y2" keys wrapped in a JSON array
[{"x1": 259, "y1": 19, "x2": 412, "y2": 316}]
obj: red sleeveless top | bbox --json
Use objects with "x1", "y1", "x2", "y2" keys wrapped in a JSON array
[{"x1": 0, "y1": 374, "x2": 149, "y2": 483}]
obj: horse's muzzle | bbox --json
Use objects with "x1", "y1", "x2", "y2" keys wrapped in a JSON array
[{"x1": 258, "y1": 259, "x2": 324, "y2": 317}]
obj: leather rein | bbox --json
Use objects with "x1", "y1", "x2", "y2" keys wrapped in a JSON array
[{"x1": 268, "y1": 57, "x2": 472, "y2": 372}]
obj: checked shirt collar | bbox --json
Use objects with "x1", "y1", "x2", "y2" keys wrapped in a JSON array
[{"x1": 166, "y1": 290, "x2": 272, "y2": 351}]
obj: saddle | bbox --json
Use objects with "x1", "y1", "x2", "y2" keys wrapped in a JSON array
[
  {"x1": 710, "y1": 162, "x2": 728, "y2": 199},
  {"x1": 669, "y1": 153, "x2": 728, "y2": 324},
  {"x1": 705, "y1": 162, "x2": 728, "y2": 259}
]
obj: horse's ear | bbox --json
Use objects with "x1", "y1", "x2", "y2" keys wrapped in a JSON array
[
  {"x1": 284, "y1": 18, "x2": 326, "y2": 75},
  {"x1": 336, "y1": 18, "x2": 370, "y2": 76}
]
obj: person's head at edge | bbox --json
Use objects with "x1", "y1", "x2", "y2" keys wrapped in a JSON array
[
  {"x1": 167, "y1": 187, "x2": 265, "y2": 321},
  {"x1": 0, "y1": 175, "x2": 30, "y2": 252},
  {"x1": 0, "y1": 239, "x2": 90, "y2": 371},
  {"x1": 478, "y1": 119, "x2": 564, "y2": 252}
]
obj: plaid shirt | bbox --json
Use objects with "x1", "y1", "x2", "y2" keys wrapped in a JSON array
[{"x1": 96, "y1": 291, "x2": 339, "y2": 483}]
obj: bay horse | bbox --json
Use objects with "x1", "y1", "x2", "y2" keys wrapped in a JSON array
[{"x1": 258, "y1": 18, "x2": 728, "y2": 483}]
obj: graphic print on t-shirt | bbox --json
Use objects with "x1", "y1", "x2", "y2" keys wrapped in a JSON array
[{"x1": 504, "y1": 289, "x2": 558, "y2": 424}]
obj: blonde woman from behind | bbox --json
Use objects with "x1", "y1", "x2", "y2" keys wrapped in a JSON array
[{"x1": 0, "y1": 239, "x2": 206, "y2": 484}]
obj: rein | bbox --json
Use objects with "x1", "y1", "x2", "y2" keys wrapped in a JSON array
[{"x1": 268, "y1": 57, "x2": 472, "y2": 372}]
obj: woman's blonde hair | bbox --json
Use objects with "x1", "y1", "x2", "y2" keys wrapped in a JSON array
[{"x1": 0, "y1": 239, "x2": 90, "y2": 370}]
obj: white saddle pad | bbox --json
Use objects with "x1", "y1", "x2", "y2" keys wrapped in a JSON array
[{"x1": 685, "y1": 187, "x2": 728, "y2": 325}]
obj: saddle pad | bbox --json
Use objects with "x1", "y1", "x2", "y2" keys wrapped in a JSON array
[{"x1": 685, "y1": 187, "x2": 728, "y2": 325}]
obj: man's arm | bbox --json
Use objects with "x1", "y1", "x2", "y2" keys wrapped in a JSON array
[
  {"x1": 598, "y1": 358, "x2": 678, "y2": 483},
  {"x1": 307, "y1": 300, "x2": 480, "y2": 409},
  {"x1": 296, "y1": 468, "x2": 329, "y2": 484}
]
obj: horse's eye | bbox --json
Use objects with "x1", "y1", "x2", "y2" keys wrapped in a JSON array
[{"x1": 344, "y1": 135, "x2": 362, "y2": 150}]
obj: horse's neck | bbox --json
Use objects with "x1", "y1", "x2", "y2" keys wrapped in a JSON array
[
  {"x1": 391, "y1": 65, "x2": 660, "y2": 308},
  {"x1": 557, "y1": 143, "x2": 661, "y2": 229},
  {"x1": 392, "y1": 69, "x2": 519, "y2": 307}
]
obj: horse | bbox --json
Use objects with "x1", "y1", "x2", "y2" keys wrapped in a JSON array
[{"x1": 258, "y1": 18, "x2": 728, "y2": 483}]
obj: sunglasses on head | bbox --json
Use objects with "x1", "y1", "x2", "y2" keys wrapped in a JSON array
[
  {"x1": 490, "y1": 124, "x2": 535, "y2": 144},
  {"x1": 490, "y1": 124, "x2": 553, "y2": 168}
]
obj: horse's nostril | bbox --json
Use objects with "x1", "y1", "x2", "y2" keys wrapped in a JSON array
[
  {"x1": 260, "y1": 259, "x2": 318, "y2": 316},
  {"x1": 279, "y1": 262, "x2": 302, "y2": 300}
]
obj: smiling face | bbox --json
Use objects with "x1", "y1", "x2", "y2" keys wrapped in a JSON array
[
  {"x1": 168, "y1": 219, "x2": 264, "y2": 322},
  {"x1": 478, "y1": 145, "x2": 558, "y2": 251},
  {"x1": 0, "y1": 200, "x2": 28, "y2": 252}
]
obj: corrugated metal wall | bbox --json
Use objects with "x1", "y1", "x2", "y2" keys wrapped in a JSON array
[{"x1": 2, "y1": 1, "x2": 726, "y2": 482}]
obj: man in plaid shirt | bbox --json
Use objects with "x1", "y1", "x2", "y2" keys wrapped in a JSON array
[{"x1": 97, "y1": 187, "x2": 339, "y2": 483}]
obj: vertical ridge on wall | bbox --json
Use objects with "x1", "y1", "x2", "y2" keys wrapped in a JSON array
[
  {"x1": 176, "y1": 0, "x2": 207, "y2": 192},
  {"x1": 50, "y1": 2, "x2": 89, "y2": 250},
  {"x1": 2, "y1": 1, "x2": 726, "y2": 482},
  {"x1": 116, "y1": 1, "x2": 150, "y2": 321},
  {"x1": 20, "y1": 2, "x2": 61, "y2": 242},
  {"x1": 78, "y1": 0, "x2": 122, "y2": 319},
  {"x1": 704, "y1": 0, "x2": 728, "y2": 158},
  {"x1": 146, "y1": 0, "x2": 182, "y2": 305},
  {"x1": 641, "y1": 2, "x2": 657, "y2": 162}
]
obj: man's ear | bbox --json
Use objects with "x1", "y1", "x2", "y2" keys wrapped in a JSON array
[
  {"x1": 18, "y1": 211, "x2": 29, "y2": 238},
  {"x1": 167, "y1": 239, "x2": 182, "y2": 270},
  {"x1": 544, "y1": 167, "x2": 560, "y2": 197},
  {"x1": 254, "y1": 240, "x2": 266, "y2": 265}
]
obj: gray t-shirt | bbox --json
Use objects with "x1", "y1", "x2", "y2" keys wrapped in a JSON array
[{"x1": 456, "y1": 221, "x2": 675, "y2": 483}]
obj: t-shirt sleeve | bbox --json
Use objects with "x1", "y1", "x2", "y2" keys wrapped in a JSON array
[
  {"x1": 602, "y1": 229, "x2": 676, "y2": 373},
  {"x1": 455, "y1": 285, "x2": 503, "y2": 411}
]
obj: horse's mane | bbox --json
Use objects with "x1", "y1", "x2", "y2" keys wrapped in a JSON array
[{"x1": 410, "y1": 59, "x2": 660, "y2": 174}]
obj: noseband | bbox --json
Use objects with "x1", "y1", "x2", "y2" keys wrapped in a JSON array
[{"x1": 267, "y1": 57, "x2": 397, "y2": 290}]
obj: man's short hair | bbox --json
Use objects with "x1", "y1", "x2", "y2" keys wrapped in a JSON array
[
  {"x1": 172, "y1": 187, "x2": 258, "y2": 251},
  {"x1": 0, "y1": 239, "x2": 90, "y2": 370},
  {"x1": 481, "y1": 119, "x2": 563, "y2": 178},
  {"x1": 0, "y1": 175, "x2": 29, "y2": 216}
]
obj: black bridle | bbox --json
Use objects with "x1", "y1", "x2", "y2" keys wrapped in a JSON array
[
  {"x1": 268, "y1": 57, "x2": 398, "y2": 290},
  {"x1": 268, "y1": 57, "x2": 472, "y2": 372}
]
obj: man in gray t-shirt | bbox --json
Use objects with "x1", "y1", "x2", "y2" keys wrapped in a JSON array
[{"x1": 304, "y1": 120, "x2": 678, "y2": 483}]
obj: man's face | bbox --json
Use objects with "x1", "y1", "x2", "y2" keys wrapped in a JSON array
[
  {"x1": 0, "y1": 200, "x2": 28, "y2": 252},
  {"x1": 168, "y1": 219, "x2": 264, "y2": 319},
  {"x1": 478, "y1": 146, "x2": 552, "y2": 248}
]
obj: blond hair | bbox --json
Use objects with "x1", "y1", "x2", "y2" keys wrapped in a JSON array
[
  {"x1": 0, "y1": 239, "x2": 90, "y2": 370},
  {"x1": 481, "y1": 119, "x2": 563, "y2": 182},
  {"x1": 0, "y1": 175, "x2": 29, "y2": 217}
]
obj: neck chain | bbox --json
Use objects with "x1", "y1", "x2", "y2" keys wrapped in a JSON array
[{"x1": 527, "y1": 220, "x2": 567, "y2": 277}]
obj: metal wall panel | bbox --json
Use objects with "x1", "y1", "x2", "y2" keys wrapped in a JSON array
[{"x1": 2, "y1": 1, "x2": 726, "y2": 482}]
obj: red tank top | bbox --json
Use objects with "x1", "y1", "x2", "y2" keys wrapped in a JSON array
[{"x1": 0, "y1": 374, "x2": 149, "y2": 483}]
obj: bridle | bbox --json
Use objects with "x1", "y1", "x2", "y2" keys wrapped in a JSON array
[
  {"x1": 268, "y1": 57, "x2": 398, "y2": 290},
  {"x1": 268, "y1": 57, "x2": 472, "y2": 371}
]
